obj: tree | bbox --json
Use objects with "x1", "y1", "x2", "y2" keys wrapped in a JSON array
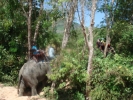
[
  {"x1": 61, "y1": 0, "x2": 78, "y2": 49},
  {"x1": 20, "y1": 0, "x2": 45, "y2": 59},
  {"x1": 103, "y1": 0, "x2": 115, "y2": 57},
  {"x1": 77, "y1": 0, "x2": 97, "y2": 99},
  {"x1": 33, "y1": 0, "x2": 44, "y2": 41},
  {"x1": 20, "y1": 0, "x2": 32, "y2": 59}
]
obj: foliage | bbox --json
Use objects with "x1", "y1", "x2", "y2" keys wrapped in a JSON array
[
  {"x1": 46, "y1": 36, "x2": 87, "y2": 99},
  {"x1": 113, "y1": 0, "x2": 133, "y2": 23},
  {"x1": 1, "y1": 0, "x2": 133, "y2": 99},
  {"x1": 94, "y1": 22, "x2": 133, "y2": 55},
  {"x1": 0, "y1": 0, "x2": 27, "y2": 85},
  {"x1": 111, "y1": 22, "x2": 133, "y2": 55},
  {"x1": 50, "y1": 52, "x2": 86, "y2": 99},
  {"x1": 0, "y1": 45, "x2": 25, "y2": 85},
  {"x1": 90, "y1": 53, "x2": 133, "y2": 99},
  {"x1": 42, "y1": 86, "x2": 58, "y2": 100}
]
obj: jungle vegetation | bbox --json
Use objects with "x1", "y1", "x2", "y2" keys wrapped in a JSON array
[{"x1": 0, "y1": 0, "x2": 133, "y2": 100}]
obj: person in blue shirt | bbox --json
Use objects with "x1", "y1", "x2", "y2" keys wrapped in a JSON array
[
  {"x1": 31, "y1": 41, "x2": 39, "y2": 55},
  {"x1": 31, "y1": 41, "x2": 44, "y2": 62},
  {"x1": 32, "y1": 43, "x2": 39, "y2": 55}
]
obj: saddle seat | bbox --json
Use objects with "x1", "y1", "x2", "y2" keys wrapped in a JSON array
[{"x1": 31, "y1": 49, "x2": 47, "y2": 62}]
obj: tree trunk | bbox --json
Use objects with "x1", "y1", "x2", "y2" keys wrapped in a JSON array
[
  {"x1": 20, "y1": 0, "x2": 46, "y2": 59},
  {"x1": 86, "y1": 0, "x2": 97, "y2": 99},
  {"x1": 62, "y1": 28, "x2": 70, "y2": 48},
  {"x1": 33, "y1": 0, "x2": 44, "y2": 42},
  {"x1": 78, "y1": 0, "x2": 97, "y2": 99},
  {"x1": 104, "y1": 33, "x2": 111, "y2": 57},
  {"x1": 20, "y1": 0, "x2": 32, "y2": 59},
  {"x1": 104, "y1": 0, "x2": 114, "y2": 57},
  {"x1": 27, "y1": 0, "x2": 32, "y2": 59},
  {"x1": 61, "y1": 0, "x2": 77, "y2": 49}
]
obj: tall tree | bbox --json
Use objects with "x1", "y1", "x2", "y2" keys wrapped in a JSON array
[
  {"x1": 20, "y1": 0, "x2": 45, "y2": 59},
  {"x1": 20, "y1": 0, "x2": 32, "y2": 59},
  {"x1": 33, "y1": 0, "x2": 44, "y2": 41},
  {"x1": 103, "y1": 0, "x2": 115, "y2": 57},
  {"x1": 78, "y1": 0, "x2": 97, "y2": 99},
  {"x1": 61, "y1": 0, "x2": 78, "y2": 49}
]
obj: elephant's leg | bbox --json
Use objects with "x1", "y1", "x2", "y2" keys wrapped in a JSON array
[
  {"x1": 19, "y1": 80, "x2": 25, "y2": 96},
  {"x1": 31, "y1": 86, "x2": 38, "y2": 96},
  {"x1": 30, "y1": 79, "x2": 38, "y2": 96}
]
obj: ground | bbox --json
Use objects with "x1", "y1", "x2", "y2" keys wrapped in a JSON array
[{"x1": 0, "y1": 83, "x2": 46, "y2": 100}]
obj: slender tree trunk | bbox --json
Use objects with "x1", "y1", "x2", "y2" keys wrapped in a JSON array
[
  {"x1": 33, "y1": 0, "x2": 44, "y2": 41},
  {"x1": 78, "y1": 0, "x2": 97, "y2": 99},
  {"x1": 104, "y1": 0, "x2": 114, "y2": 57},
  {"x1": 104, "y1": 9, "x2": 110, "y2": 57},
  {"x1": 86, "y1": 1, "x2": 97, "y2": 99},
  {"x1": 62, "y1": 27, "x2": 70, "y2": 48},
  {"x1": 61, "y1": 0, "x2": 77, "y2": 49},
  {"x1": 27, "y1": 0, "x2": 32, "y2": 59},
  {"x1": 20, "y1": 0, "x2": 45, "y2": 59},
  {"x1": 20, "y1": 0, "x2": 32, "y2": 59}
]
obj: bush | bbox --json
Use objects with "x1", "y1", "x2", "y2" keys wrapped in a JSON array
[
  {"x1": 111, "y1": 22, "x2": 133, "y2": 55},
  {"x1": 0, "y1": 45, "x2": 25, "y2": 85},
  {"x1": 90, "y1": 54, "x2": 133, "y2": 99},
  {"x1": 46, "y1": 48, "x2": 87, "y2": 100}
]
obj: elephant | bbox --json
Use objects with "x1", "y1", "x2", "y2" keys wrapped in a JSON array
[
  {"x1": 96, "y1": 39, "x2": 115, "y2": 54},
  {"x1": 18, "y1": 59, "x2": 51, "y2": 96}
]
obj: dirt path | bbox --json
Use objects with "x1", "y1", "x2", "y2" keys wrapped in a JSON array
[{"x1": 0, "y1": 83, "x2": 46, "y2": 100}]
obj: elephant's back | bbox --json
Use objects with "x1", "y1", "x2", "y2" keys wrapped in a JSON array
[
  {"x1": 21, "y1": 60, "x2": 51, "y2": 77},
  {"x1": 33, "y1": 62, "x2": 51, "y2": 71}
]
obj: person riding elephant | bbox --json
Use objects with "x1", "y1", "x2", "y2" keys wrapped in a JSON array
[
  {"x1": 100, "y1": 38, "x2": 106, "y2": 51},
  {"x1": 31, "y1": 41, "x2": 46, "y2": 62},
  {"x1": 96, "y1": 39, "x2": 101, "y2": 49},
  {"x1": 96, "y1": 38, "x2": 105, "y2": 52},
  {"x1": 96, "y1": 38, "x2": 115, "y2": 54}
]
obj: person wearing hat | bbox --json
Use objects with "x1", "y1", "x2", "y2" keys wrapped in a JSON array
[
  {"x1": 31, "y1": 41, "x2": 44, "y2": 62},
  {"x1": 31, "y1": 41, "x2": 39, "y2": 55}
]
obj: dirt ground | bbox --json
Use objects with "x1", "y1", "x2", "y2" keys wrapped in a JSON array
[{"x1": 0, "y1": 83, "x2": 46, "y2": 100}]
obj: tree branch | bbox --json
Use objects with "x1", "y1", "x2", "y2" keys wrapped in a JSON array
[
  {"x1": 33, "y1": 0, "x2": 44, "y2": 41},
  {"x1": 20, "y1": 0, "x2": 28, "y2": 18}
]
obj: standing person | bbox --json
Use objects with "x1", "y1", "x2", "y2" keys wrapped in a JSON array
[{"x1": 48, "y1": 44, "x2": 55, "y2": 60}]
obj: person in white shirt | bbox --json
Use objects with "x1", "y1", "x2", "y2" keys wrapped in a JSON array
[{"x1": 48, "y1": 45, "x2": 55, "y2": 60}]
